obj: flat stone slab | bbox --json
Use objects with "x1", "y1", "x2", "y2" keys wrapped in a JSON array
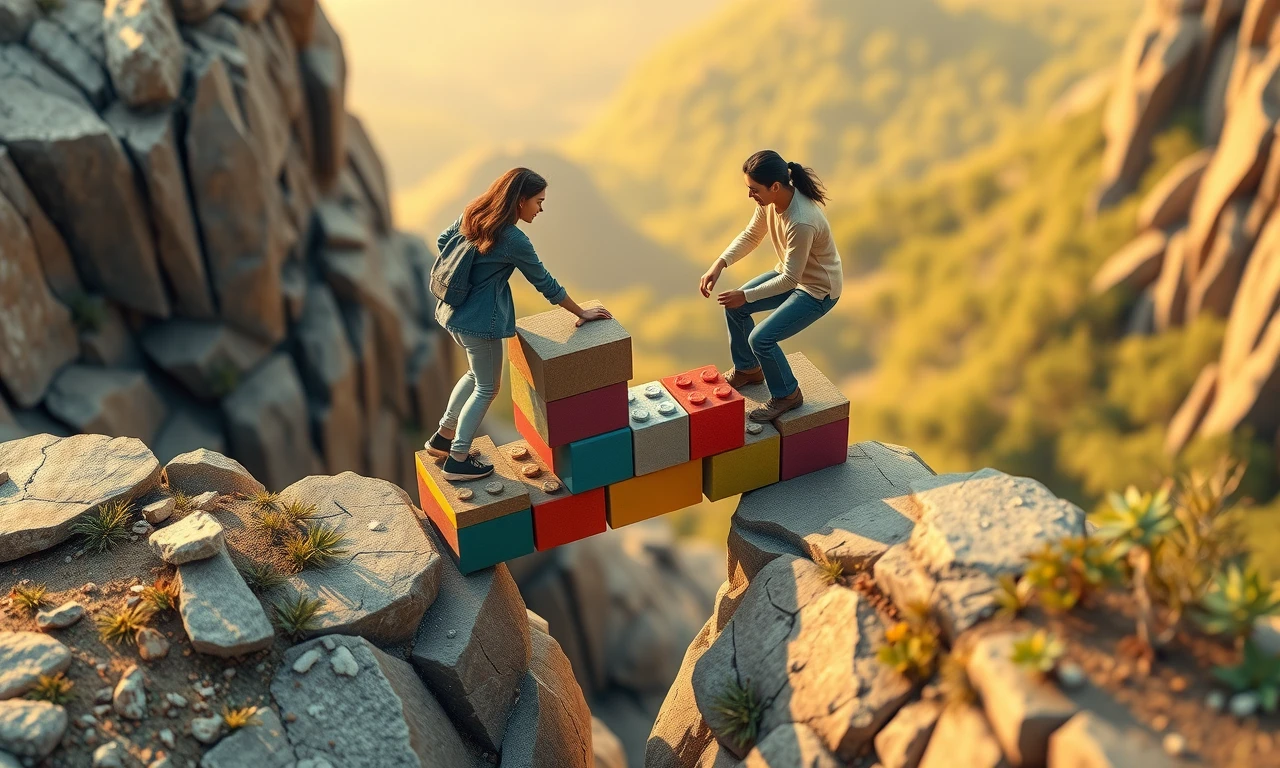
[
  {"x1": 273, "y1": 635, "x2": 477, "y2": 768},
  {"x1": 501, "y1": 625, "x2": 594, "y2": 768},
  {"x1": 411, "y1": 555, "x2": 530, "y2": 753},
  {"x1": 908, "y1": 468, "x2": 1086, "y2": 579},
  {"x1": 0, "y1": 434, "x2": 161, "y2": 562},
  {"x1": 177, "y1": 546, "x2": 274, "y2": 657},
  {"x1": 277, "y1": 472, "x2": 441, "y2": 643},
  {"x1": 142, "y1": 497, "x2": 176, "y2": 524},
  {"x1": 0, "y1": 631, "x2": 71, "y2": 698},
  {"x1": 199, "y1": 706, "x2": 295, "y2": 768},
  {"x1": 149, "y1": 511, "x2": 224, "y2": 564},
  {"x1": 0, "y1": 700, "x2": 65, "y2": 759},
  {"x1": 692, "y1": 556, "x2": 911, "y2": 759},
  {"x1": 731, "y1": 441, "x2": 933, "y2": 580},
  {"x1": 875, "y1": 699, "x2": 941, "y2": 768},
  {"x1": 35, "y1": 601, "x2": 84, "y2": 630},
  {"x1": 165, "y1": 448, "x2": 265, "y2": 497}
]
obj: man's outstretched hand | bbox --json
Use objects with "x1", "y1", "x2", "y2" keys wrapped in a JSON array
[
  {"x1": 717, "y1": 290, "x2": 746, "y2": 309},
  {"x1": 699, "y1": 261, "x2": 724, "y2": 297},
  {"x1": 575, "y1": 306, "x2": 613, "y2": 327}
]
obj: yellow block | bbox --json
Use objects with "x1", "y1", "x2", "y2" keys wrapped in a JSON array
[
  {"x1": 702, "y1": 434, "x2": 781, "y2": 501},
  {"x1": 606, "y1": 460, "x2": 703, "y2": 528}
]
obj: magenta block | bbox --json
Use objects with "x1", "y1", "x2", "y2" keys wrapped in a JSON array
[{"x1": 779, "y1": 418, "x2": 850, "y2": 480}]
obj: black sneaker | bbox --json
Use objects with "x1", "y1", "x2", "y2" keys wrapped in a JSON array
[
  {"x1": 424, "y1": 431, "x2": 451, "y2": 459},
  {"x1": 442, "y1": 454, "x2": 494, "y2": 481}
]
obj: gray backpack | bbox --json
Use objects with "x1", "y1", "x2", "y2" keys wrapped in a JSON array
[{"x1": 430, "y1": 229, "x2": 479, "y2": 308}]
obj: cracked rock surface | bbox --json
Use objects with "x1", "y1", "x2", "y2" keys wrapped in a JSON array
[
  {"x1": 0, "y1": 433, "x2": 160, "y2": 562},
  {"x1": 277, "y1": 472, "x2": 441, "y2": 643}
]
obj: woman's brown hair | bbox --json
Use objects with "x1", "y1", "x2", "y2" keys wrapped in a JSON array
[
  {"x1": 743, "y1": 150, "x2": 829, "y2": 205},
  {"x1": 461, "y1": 167, "x2": 548, "y2": 253}
]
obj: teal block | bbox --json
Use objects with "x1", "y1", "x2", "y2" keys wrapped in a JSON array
[
  {"x1": 456, "y1": 509, "x2": 535, "y2": 574},
  {"x1": 553, "y1": 427, "x2": 634, "y2": 494}
]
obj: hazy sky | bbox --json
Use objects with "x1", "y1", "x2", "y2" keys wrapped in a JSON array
[{"x1": 324, "y1": 0, "x2": 728, "y2": 192}]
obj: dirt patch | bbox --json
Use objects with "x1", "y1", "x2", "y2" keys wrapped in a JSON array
[{"x1": 2, "y1": 489, "x2": 294, "y2": 768}]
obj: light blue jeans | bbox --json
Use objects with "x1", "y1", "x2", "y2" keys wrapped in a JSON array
[
  {"x1": 439, "y1": 330, "x2": 504, "y2": 455},
  {"x1": 725, "y1": 271, "x2": 838, "y2": 399}
]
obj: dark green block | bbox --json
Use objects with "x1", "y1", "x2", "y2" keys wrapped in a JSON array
[{"x1": 457, "y1": 508, "x2": 535, "y2": 574}]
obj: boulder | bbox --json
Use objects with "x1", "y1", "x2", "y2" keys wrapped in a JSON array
[
  {"x1": 1089, "y1": 230, "x2": 1168, "y2": 297},
  {"x1": 1137, "y1": 149, "x2": 1210, "y2": 232},
  {"x1": 1152, "y1": 228, "x2": 1190, "y2": 331},
  {"x1": 1187, "y1": 197, "x2": 1250, "y2": 319},
  {"x1": 103, "y1": 0, "x2": 184, "y2": 107},
  {"x1": 1164, "y1": 363, "x2": 1218, "y2": 456},
  {"x1": 172, "y1": 0, "x2": 222, "y2": 24},
  {"x1": 223, "y1": 354, "x2": 314, "y2": 491},
  {"x1": 0, "y1": 42, "x2": 92, "y2": 110},
  {"x1": 153, "y1": 408, "x2": 227, "y2": 464},
  {"x1": 322, "y1": 249, "x2": 410, "y2": 418},
  {"x1": 272, "y1": 635, "x2": 478, "y2": 768},
  {"x1": 165, "y1": 448, "x2": 264, "y2": 498},
  {"x1": 917, "y1": 704, "x2": 1007, "y2": 768},
  {"x1": 411, "y1": 557, "x2": 531, "y2": 752},
  {"x1": 199, "y1": 707, "x2": 294, "y2": 768},
  {"x1": 692, "y1": 556, "x2": 910, "y2": 759},
  {"x1": 874, "y1": 700, "x2": 941, "y2": 768},
  {"x1": 0, "y1": 78, "x2": 168, "y2": 317},
  {"x1": 276, "y1": 473, "x2": 441, "y2": 643},
  {"x1": 44, "y1": 366, "x2": 167, "y2": 442},
  {"x1": 25, "y1": 17, "x2": 109, "y2": 106},
  {"x1": 1095, "y1": 13, "x2": 1202, "y2": 209},
  {"x1": 316, "y1": 199, "x2": 369, "y2": 250},
  {"x1": 75, "y1": 298, "x2": 143, "y2": 368},
  {"x1": 500, "y1": 626, "x2": 594, "y2": 768},
  {"x1": 346, "y1": 113, "x2": 392, "y2": 234},
  {"x1": 104, "y1": 104, "x2": 214, "y2": 318},
  {"x1": 740, "y1": 724, "x2": 839, "y2": 768},
  {"x1": 0, "y1": 0, "x2": 35, "y2": 44},
  {"x1": 1186, "y1": 48, "x2": 1280, "y2": 269},
  {"x1": 1199, "y1": 309, "x2": 1280, "y2": 438},
  {"x1": 141, "y1": 320, "x2": 271, "y2": 402},
  {"x1": 295, "y1": 283, "x2": 365, "y2": 474},
  {"x1": 0, "y1": 146, "x2": 80, "y2": 303},
  {"x1": 1218, "y1": 212, "x2": 1280, "y2": 381},
  {"x1": 1046, "y1": 712, "x2": 1175, "y2": 768},
  {"x1": 0, "y1": 189, "x2": 77, "y2": 408},
  {"x1": 300, "y1": 4, "x2": 345, "y2": 190},
  {"x1": 184, "y1": 51, "x2": 284, "y2": 345},
  {"x1": 0, "y1": 632, "x2": 71, "y2": 699},
  {"x1": 592, "y1": 717, "x2": 628, "y2": 768},
  {"x1": 0, "y1": 434, "x2": 161, "y2": 562},
  {"x1": 176, "y1": 546, "x2": 274, "y2": 656},
  {"x1": 645, "y1": 619, "x2": 718, "y2": 768},
  {"x1": 0, "y1": 700, "x2": 65, "y2": 759},
  {"x1": 148, "y1": 511, "x2": 224, "y2": 564},
  {"x1": 966, "y1": 633, "x2": 1078, "y2": 768}
]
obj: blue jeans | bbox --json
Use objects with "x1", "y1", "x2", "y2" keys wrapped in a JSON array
[
  {"x1": 726, "y1": 272, "x2": 837, "y2": 399},
  {"x1": 439, "y1": 331, "x2": 504, "y2": 455}
]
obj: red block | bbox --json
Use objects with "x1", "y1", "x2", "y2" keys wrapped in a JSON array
[
  {"x1": 661, "y1": 365, "x2": 745, "y2": 460},
  {"x1": 497, "y1": 440, "x2": 607, "y2": 551},
  {"x1": 780, "y1": 418, "x2": 850, "y2": 480}
]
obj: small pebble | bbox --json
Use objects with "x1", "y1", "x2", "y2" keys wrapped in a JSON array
[
  {"x1": 93, "y1": 704, "x2": 112, "y2": 717},
  {"x1": 446, "y1": 630, "x2": 457, "y2": 639},
  {"x1": 158, "y1": 728, "x2": 176, "y2": 749},
  {"x1": 1151, "y1": 714, "x2": 1169, "y2": 732},
  {"x1": 125, "y1": 596, "x2": 140, "y2": 608},
  {"x1": 96, "y1": 688, "x2": 114, "y2": 704},
  {"x1": 190, "y1": 715, "x2": 223, "y2": 745},
  {"x1": 321, "y1": 638, "x2": 336, "y2": 651},
  {"x1": 1230, "y1": 691, "x2": 1260, "y2": 718},
  {"x1": 165, "y1": 693, "x2": 188, "y2": 708},
  {"x1": 1206, "y1": 691, "x2": 1226, "y2": 712},
  {"x1": 330, "y1": 646, "x2": 359, "y2": 677},
  {"x1": 65, "y1": 556, "x2": 73, "y2": 564},
  {"x1": 368, "y1": 521, "x2": 384, "y2": 532},
  {"x1": 197, "y1": 686, "x2": 215, "y2": 699},
  {"x1": 131, "y1": 521, "x2": 152, "y2": 535},
  {"x1": 83, "y1": 582, "x2": 98, "y2": 593},
  {"x1": 129, "y1": 585, "x2": 147, "y2": 594},
  {"x1": 306, "y1": 703, "x2": 324, "y2": 717},
  {"x1": 284, "y1": 712, "x2": 297, "y2": 723},
  {"x1": 1163, "y1": 733, "x2": 1187, "y2": 757},
  {"x1": 1055, "y1": 661, "x2": 1086, "y2": 690},
  {"x1": 80, "y1": 714, "x2": 98, "y2": 726},
  {"x1": 1169, "y1": 676, "x2": 1188, "y2": 693},
  {"x1": 293, "y1": 649, "x2": 323, "y2": 674},
  {"x1": 223, "y1": 669, "x2": 236, "y2": 680}
]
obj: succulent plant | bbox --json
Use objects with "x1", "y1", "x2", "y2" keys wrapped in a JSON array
[
  {"x1": 709, "y1": 679, "x2": 763, "y2": 752},
  {"x1": 1214, "y1": 639, "x2": 1280, "y2": 713},
  {"x1": 995, "y1": 573, "x2": 1035, "y2": 620},
  {"x1": 1196, "y1": 563, "x2": 1280, "y2": 639},
  {"x1": 1020, "y1": 536, "x2": 1120, "y2": 614},
  {"x1": 1010, "y1": 629, "x2": 1066, "y2": 675},
  {"x1": 273, "y1": 594, "x2": 323, "y2": 639},
  {"x1": 1093, "y1": 485, "x2": 1178, "y2": 557},
  {"x1": 876, "y1": 617, "x2": 940, "y2": 681}
]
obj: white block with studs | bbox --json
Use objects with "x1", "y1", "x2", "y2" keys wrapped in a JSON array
[{"x1": 627, "y1": 381, "x2": 690, "y2": 476}]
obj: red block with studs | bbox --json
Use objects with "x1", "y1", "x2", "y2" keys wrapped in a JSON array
[{"x1": 660, "y1": 365, "x2": 745, "y2": 460}]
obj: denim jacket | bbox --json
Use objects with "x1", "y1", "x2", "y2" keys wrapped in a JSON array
[{"x1": 433, "y1": 216, "x2": 568, "y2": 339}]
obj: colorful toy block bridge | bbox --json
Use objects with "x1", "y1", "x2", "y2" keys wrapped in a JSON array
[{"x1": 415, "y1": 303, "x2": 850, "y2": 574}]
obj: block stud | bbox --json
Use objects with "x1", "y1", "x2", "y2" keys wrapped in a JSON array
[
  {"x1": 456, "y1": 488, "x2": 474, "y2": 501},
  {"x1": 658, "y1": 401, "x2": 677, "y2": 416},
  {"x1": 631, "y1": 408, "x2": 651, "y2": 422},
  {"x1": 521, "y1": 464, "x2": 542, "y2": 478},
  {"x1": 688, "y1": 392, "x2": 706, "y2": 406},
  {"x1": 675, "y1": 375, "x2": 692, "y2": 388},
  {"x1": 746, "y1": 422, "x2": 764, "y2": 435},
  {"x1": 509, "y1": 445, "x2": 530, "y2": 460},
  {"x1": 628, "y1": 391, "x2": 636, "y2": 403},
  {"x1": 541, "y1": 479, "x2": 561, "y2": 494},
  {"x1": 714, "y1": 385, "x2": 732, "y2": 399},
  {"x1": 644, "y1": 384, "x2": 663, "y2": 398},
  {"x1": 700, "y1": 368, "x2": 720, "y2": 383},
  {"x1": 484, "y1": 481, "x2": 504, "y2": 495}
]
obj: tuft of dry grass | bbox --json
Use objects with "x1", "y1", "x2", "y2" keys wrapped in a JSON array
[
  {"x1": 71, "y1": 500, "x2": 133, "y2": 554},
  {"x1": 9, "y1": 583, "x2": 49, "y2": 615},
  {"x1": 171, "y1": 490, "x2": 196, "y2": 516},
  {"x1": 222, "y1": 704, "x2": 262, "y2": 730},
  {"x1": 25, "y1": 673, "x2": 73, "y2": 705},
  {"x1": 284, "y1": 523, "x2": 350, "y2": 570},
  {"x1": 248, "y1": 490, "x2": 281, "y2": 512},
  {"x1": 95, "y1": 604, "x2": 154, "y2": 645},
  {"x1": 273, "y1": 594, "x2": 323, "y2": 639},
  {"x1": 239, "y1": 561, "x2": 287, "y2": 593},
  {"x1": 141, "y1": 576, "x2": 180, "y2": 614}
]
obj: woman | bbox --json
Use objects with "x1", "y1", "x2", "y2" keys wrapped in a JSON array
[
  {"x1": 699, "y1": 150, "x2": 842, "y2": 421},
  {"x1": 427, "y1": 167, "x2": 612, "y2": 481}
]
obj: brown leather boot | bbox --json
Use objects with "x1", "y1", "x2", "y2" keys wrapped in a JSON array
[
  {"x1": 725, "y1": 366, "x2": 765, "y2": 389},
  {"x1": 748, "y1": 388, "x2": 803, "y2": 422}
]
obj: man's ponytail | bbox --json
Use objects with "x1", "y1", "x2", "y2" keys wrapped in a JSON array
[{"x1": 743, "y1": 150, "x2": 830, "y2": 205}]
